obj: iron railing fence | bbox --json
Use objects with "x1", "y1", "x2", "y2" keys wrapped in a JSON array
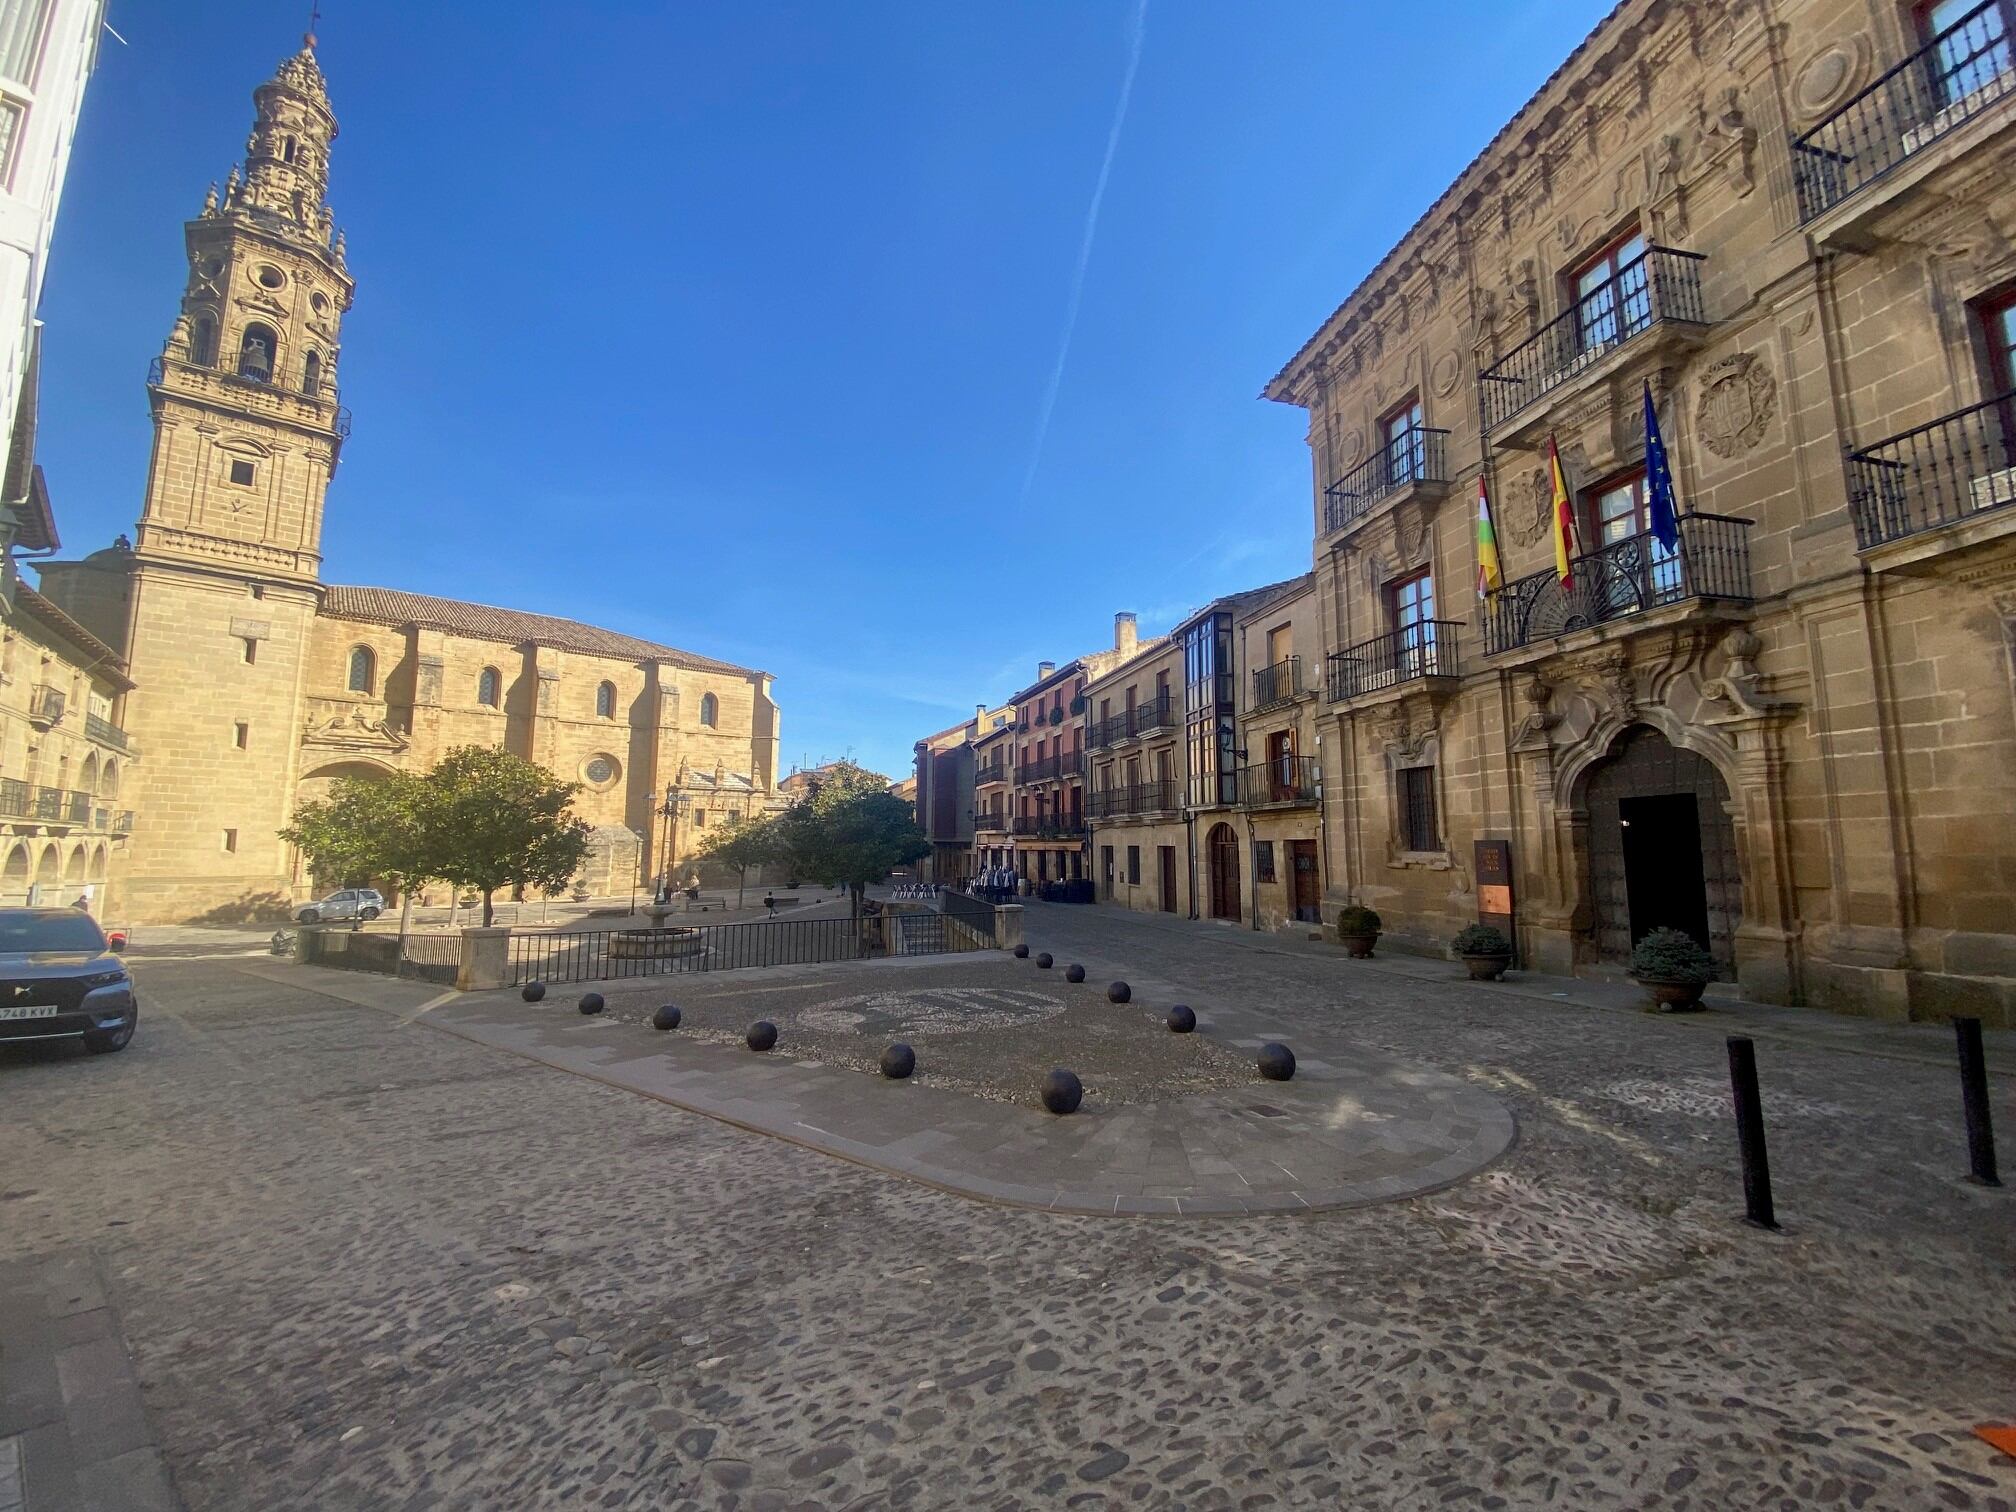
[
  {"x1": 1847, "y1": 390, "x2": 2016, "y2": 547},
  {"x1": 1235, "y1": 756, "x2": 1321, "y2": 809},
  {"x1": 0, "y1": 782, "x2": 128, "y2": 829},
  {"x1": 1326, "y1": 621, "x2": 1462, "y2": 702},
  {"x1": 971, "y1": 810, "x2": 1007, "y2": 832},
  {"x1": 1088, "y1": 693, "x2": 1176, "y2": 750},
  {"x1": 1086, "y1": 780, "x2": 1177, "y2": 820},
  {"x1": 1793, "y1": 0, "x2": 2015, "y2": 222},
  {"x1": 1010, "y1": 813, "x2": 1085, "y2": 838},
  {"x1": 1480, "y1": 247, "x2": 1708, "y2": 432},
  {"x1": 1251, "y1": 657, "x2": 1306, "y2": 709},
  {"x1": 84, "y1": 713, "x2": 131, "y2": 752},
  {"x1": 1015, "y1": 754, "x2": 1068, "y2": 783},
  {"x1": 149, "y1": 355, "x2": 354, "y2": 438},
  {"x1": 508, "y1": 911, "x2": 958, "y2": 985},
  {"x1": 1323, "y1": 426, "x2": 1450, "y2": 534},
  {"x1": 1483, "y1": 514, "x2": 1754, "y2": 656},
  {"x1": 974, "y1": 759, "x2": 1008, "y2": 785}
]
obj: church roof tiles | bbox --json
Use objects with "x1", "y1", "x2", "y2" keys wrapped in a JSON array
[{"x1": 320, "y1": 585, "x2": 763, "y2": 677}]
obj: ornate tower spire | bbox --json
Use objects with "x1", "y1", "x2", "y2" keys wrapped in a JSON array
[{"x1": 234, "y1": 37, "x2": 338, "y2": 235}]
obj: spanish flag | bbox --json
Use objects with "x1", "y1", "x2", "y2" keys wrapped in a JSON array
[
  {"x1": 1546, "y1": 435, "x2": 1578, "y2": 589},
  {"x1": 1475, "y1": 477, "x2": 1502, "y2": 599}
]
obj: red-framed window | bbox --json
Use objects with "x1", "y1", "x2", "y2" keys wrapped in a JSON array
[
  {"x1": 1387, "y1": 567, "x2": 1435, "y2": 633},
  {"x1": 1979, "y1": 285, "x2": 2016, "y2": 394},
  {"x1": 1582, "y1": 466, "x2": 1650, "y2": 548},
  {"x1": 1570, "y1": 227, "x2": 1650, "y2": 351},
  {"x1": 1380, "y1": 395, "x2": 1425, "y2": 485}
]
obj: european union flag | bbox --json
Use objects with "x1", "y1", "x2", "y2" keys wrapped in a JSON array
[{"x1": 1644, "y1": 381, "x2": 1680, "y2": 551}]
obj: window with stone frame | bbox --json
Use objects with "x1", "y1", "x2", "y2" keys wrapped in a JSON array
[
  {"x1": 1126, "y1": 845, "x2": 1140, "y2": 885},
  {"x1": 1397, "y1": 765, "x2": 1439, "y2": 854},
  {"x1": 228, "y1": 459, "x2": 256, "y2": 487},
  {"x1": 477, "y1": 667, "x2": 501, "y2": 707},
  {"x1": 699, "y1": 692, "x2": 718, "y2": 727},
  {"x1": 1568, "y1": 227, "x2": 1650, "y2": 353},
  {"x1": 347, "y1": 646, "x2": 374, "y2": 694},
  {"x1": 596, "y1": 680, "x2": 617, "y2": 719},
  {"x1": 1977, "y1": 284, "x2": 2016, "y2": 395}
]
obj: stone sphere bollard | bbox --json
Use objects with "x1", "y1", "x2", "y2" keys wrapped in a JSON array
[
  {"x1": 1041, "y1": 1068, "x2": 1084, "y2": 1115},
  {"x1": 1036, "y1": 952, "x2": 1053, "y2": 969},
  {"x1": 1106, "y1": 981, "x2": 1131, "y2": 1004},
  {"x1": 578, "y1": 992, "x2": 605, "y2": 1016},
  {"x1": 880, "y1": 1043, "x2": 916, "y2": 1079},
  {"x1": 746, "y1": 1020, "x2": 778, "y2": 1052},
  {"x1": 1257, "y1": 1042, "x2": 1297, "y2": 1081},
  {"x1": 522, "y1": 981, "x2": 547, "y2": 1003},
  {"x1": 1066, "y1": 964, "x2": 1086, "y2": 983},
  {"x1": 652, "y1": 1004, "x2": 682, "y2": 1031},
  {"x1": 1013, "y1": 943, "x2": 1030, "y2": 959},
  {"x1": 1166, "y1": 1004, "x2": 1197, "y2": 1034}
]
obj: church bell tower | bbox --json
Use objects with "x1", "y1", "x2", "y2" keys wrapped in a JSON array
[{"x1": 137, "y1": 36, "x2": 353, "y2": 578}]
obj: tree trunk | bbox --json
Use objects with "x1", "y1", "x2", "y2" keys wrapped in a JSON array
[
  {"x1": 397, "y1": 887, "x2": 415, "y2": 953},
  {"x1": 737, "y1": 868, "x2": 747, "y2": 910},
  {"x1": 482, "y1": 889, "x2": 495, "y2": 928}
]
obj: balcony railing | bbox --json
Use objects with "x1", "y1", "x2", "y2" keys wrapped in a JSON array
[
  {"x1": 972, "y1": 810, "x2": 1007, "y2": 832},
  {"x1": 149, "y1": 355, "x2": 354, "y2": 440},
  {"x1": 1016, "y1": 754, "x2": 1069, "y2": 783},
  {"x1": 1483, "y1": 514, "x2": 1753, "y2": 656},
  {"x1": 27, "y1": 684, "x2": 65, "y2": 725},
  {"x1": 1847, "y1": 390, "x2": 2016, "y2": 548},
  {"x1": 1087, "y1": 693, "x2": 1176, "y2": 750},
  {"x1": 1793, "y1": 0, "x2": 2015, "y2": 222},
  {"x1": 1235, "y1": 756, "x2": 1320, "y2": 809},
  {"x1": 1250, "y1": 657, "x2": 1306, "y2": 709},
  {"x1": 1480, "y1": 247, "x2": 1708, "y2": 433},
  {"x1": 1326, "y1": 621, "x2": 1462, "y2": 702},
  {"x1": 1323, "y1": 426, "x2": 1450, "y2": 534},
  {"x1": 0, "y1": 780, "x2": 126, "y2": 829},
  {"x1": 975, "y1": 760, "x2": 1008, "y2": 786},
  {"x1": 84, "y1": 712, "x2": 132, "y2": 752},
  {"x1": 1011, "y1": 813, "x2": 1086, "y2": 838},
  {"x1": 1087, "y1": 780, "x2": 1177, "y2": 820}
]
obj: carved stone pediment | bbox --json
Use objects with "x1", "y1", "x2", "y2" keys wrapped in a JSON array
[{"x1": 303, "y1": 708, "x2": 410, "y2": 754}]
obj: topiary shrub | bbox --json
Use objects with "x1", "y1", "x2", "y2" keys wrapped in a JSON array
[
  {"x1": 1336, "y1": 905, "x2": 1382, "y2": 937},
  {"x1": 1452, "y1": 923, "x2": 1511, "y2": 956},
  {"x1": 1629, "y1": 927, "x2": 1715, "y2": 984}
]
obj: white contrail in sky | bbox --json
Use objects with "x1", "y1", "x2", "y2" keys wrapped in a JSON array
[{"x1": 1019, "y1": 0, "x2": 1148, "y2": 504}]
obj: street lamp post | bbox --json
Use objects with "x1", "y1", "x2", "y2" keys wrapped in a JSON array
[{"x1": 656, "y1": 789, "x2": 691, "y2": 904}]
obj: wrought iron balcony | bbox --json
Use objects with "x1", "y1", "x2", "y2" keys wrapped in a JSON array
[
  {"x1": 27, "y1": 684, "x2": 65, "y2": 726},
  {"x1": 0, "y1": 780, "x2": 113, "y2": 828},
  {"x1": 974, "y1": 759, "x2": 1008, "y2": 786},
  {"x1": 1483, "y1": 515, "x2": 1753, "y2": 656},
  {"x1": 1235, "y1": 756, "x2": 1320, "y2": 809},
  {"x1": 1087, "y1": 693, "x2": 1176, "y2": 750},
  {"x1": 1250, "y1": 657, "x2": 1306, "y2": 710},
  {"x1": 1323, "y1": 426, "x2": 1450, "y2": 534},
  {"x1": 971, "y1": 810, "x2": 1007, "y2": 832},
  {"x1": 149, "y1": 355, "x2": 353, "y2": 440},
  {"x1": 1326, "y1": 621, "x2": 1462, "y2": 702},
  {"x1": 1480, "y1": 247, "x2": 1708, "y2": 435},
  {"x1": 1847, "y1": 391, "x2": 2016, "y2": 548},
  {"x1": 1794, "y1": 0, "x2": 2015, "y2": 223},
  {"x1": 1087, "y1": 780, "x2": 1177, "y2": 820},
  {"x1": 1016, "y1": 754, "x2": 1066, "y2": 783},
  {"x1": 1011, "y1": 812, "x2": 1086, "y2": 838},
  {"x1": 84, "y1": 712, "x2": 132, "y2": 752}
]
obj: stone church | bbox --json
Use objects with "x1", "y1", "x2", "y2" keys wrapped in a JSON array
[{"x1": 37, "y1": 38, "x2": 781, "y2": 924}]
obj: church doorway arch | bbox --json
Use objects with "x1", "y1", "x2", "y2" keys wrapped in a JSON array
[
  {"x1": 1206, "y1": 822, "x2": 1241, "y2": 922},
  {"x1": 1577, "y1": 726, "x2": 1740, "y2": 975}
]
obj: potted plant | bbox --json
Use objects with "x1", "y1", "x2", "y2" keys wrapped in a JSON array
[
  {"x1": 1337, "y1": 904, "x2": 1382, "y2": 959},
  {"x1": 1452, "y1": 923, "x2": 1513, "y2": 981},
  {"x1": 1629, "y1": 927, "x2": 1716, "y2": 1010}
]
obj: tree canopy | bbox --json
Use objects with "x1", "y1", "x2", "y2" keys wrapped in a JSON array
[
  {"x1": 773, "y1": 760, "x2": 928, "y2": 905},
  {"x1": 696, "y1": 811, "x2": 783, "y2": 907},
  {"x1": 279, "y1": 746, "x2": 591, "y2": 927}
]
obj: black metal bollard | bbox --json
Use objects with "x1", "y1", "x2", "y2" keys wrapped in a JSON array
[
  {"x1": 1726, "y1": 1036, "x2": 1777, "y2": 1230},
  {"x1": 1955, "y1": 1017, "x2": 2002, "y2": 1187}
]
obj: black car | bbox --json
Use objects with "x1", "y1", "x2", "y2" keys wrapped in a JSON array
[{"x1": 0, "y1": 908, "x2": 137, "y2": 1054}]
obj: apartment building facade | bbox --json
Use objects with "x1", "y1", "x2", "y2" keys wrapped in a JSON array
[
  {"x1": 1263, "y1": 0, "x2": 2016, "y2": 1022},
  {"x1": 912, "y1": 701, "x2": 1012, "y2": 885},
  {"x1": 1085, "y1": 631, "x2": 1184, "y2": 913}
]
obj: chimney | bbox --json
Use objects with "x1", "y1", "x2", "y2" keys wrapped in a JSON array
[
  {"x1": 1114, "y1": 611, "x2": 1138, "y2": 658},
  {"x1": 1037, "y1": 660, "x2": 1055, "y2": 681}
]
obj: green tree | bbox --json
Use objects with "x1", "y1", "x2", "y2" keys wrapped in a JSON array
[
  {"x1": 774, "y1": 760, "x2": 928, "y2": 914},
  {"x1": 279, "y1": 770, "x2": 434, "y2": 937},
  {"x1": 697, "y1": 812, "x2": 782, "y2": 909},
  {"x1": 422, "y1": 746, "x2": 592, "y2": 926}
]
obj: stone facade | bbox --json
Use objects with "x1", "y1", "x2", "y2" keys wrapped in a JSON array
[
  {"x1": 1263, "y1": 0, "x2": 2016, "y2": 1023},
  {"x1": 35, "y1": 40, "x2": 779, "y2": 924}
]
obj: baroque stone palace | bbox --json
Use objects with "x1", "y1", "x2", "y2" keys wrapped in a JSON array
[
  {"x1": 36, "y1": 39, "x2": 779, "y2": 924},
  {"x1": 923, "y1": 0, "x2": 2016, "y2": 1026}
]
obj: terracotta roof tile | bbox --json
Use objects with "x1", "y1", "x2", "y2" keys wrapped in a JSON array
[{"x1": 320, "y1": 584, "x2": 762, "y2": 676}]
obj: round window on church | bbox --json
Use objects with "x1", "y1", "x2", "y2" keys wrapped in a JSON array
[
  {"x1": 256, "y1": 265, "x2": 286, "y2": 290},
  {"x1": 310, "y1": 291, "x2": 329, "y2": 315},
  {"x1": 583, "y1": 754, "x2": 620, "y2": 789}
]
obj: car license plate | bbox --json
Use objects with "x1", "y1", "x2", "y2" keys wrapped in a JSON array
[{"x1": 0, "y1": 1003, "x2": 57, "y2": 1021}]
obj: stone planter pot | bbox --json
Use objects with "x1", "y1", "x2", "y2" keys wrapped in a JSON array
[
  {"x1": 1635, "y1": 975, "x2": 1707, "y2": 1011},
  {"x1": 1462, "y1": 952, "x2": 1511, "y2": 982},
  {"x1": 1341, "y1": 932, "x2": 1378, "y2": 960}
]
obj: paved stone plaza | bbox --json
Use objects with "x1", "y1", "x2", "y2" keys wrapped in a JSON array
[{"x1": 1, "y1": 903, "x2": 2012, "y2": 1509}]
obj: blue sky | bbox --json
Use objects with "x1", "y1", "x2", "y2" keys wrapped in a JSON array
[{"x1": 38, "y1": 0, "x2": 1614, "y2": 780}]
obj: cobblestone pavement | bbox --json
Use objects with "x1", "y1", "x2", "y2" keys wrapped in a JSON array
[{"x1": 0, "y1": 909, "x2": 2011, "y2": 1510}]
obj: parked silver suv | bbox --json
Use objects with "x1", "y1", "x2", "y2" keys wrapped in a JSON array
[{"x1": 296, "y1": 888, "x2": 385, "y2": 925}]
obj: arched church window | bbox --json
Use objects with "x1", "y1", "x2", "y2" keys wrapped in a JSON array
[
  {"x1": 347, "y1": 646, "x2": 375, "y2": 695},
  {"x1": 237, "y1": 324, "x2": 277, "y2": 383},
  {"x1": 596, "y1": 681, "x2": 616, "y2": 719},
  {"x1": 477, "y1": 667, "x2": 501, "y2": 707},
  {"x1": 302, "y1": 349, "x2": 321, "y2": 396},
  {"x1": 699, "y1": 692, "x2": 719, "y2": 728},
  {"x1": 191, "y1": 315, "x2": 217, "y2": 367}
]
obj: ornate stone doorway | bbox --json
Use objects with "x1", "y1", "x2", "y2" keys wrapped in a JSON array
[
  {"x1": 1579, "y1": 726, "x2": 1740, "y2": 974},
  {"x1": 1206, "y1": 823, "x2": 1240, "y2": 922}
]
